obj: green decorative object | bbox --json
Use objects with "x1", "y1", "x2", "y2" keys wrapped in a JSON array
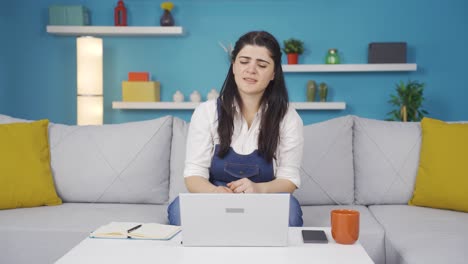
[
  {"x1": 325, "y1": 49, "x2": 340, "y2": 64},
  {"x1": 319, "y1": 82, "x2": 328, "y2": 102},
  {"x1": 306, "y1": 80, "x2": 317, "y2": 102},
  {"x1": 386, "y1": 80, "x2": 428, "y2": 122}
]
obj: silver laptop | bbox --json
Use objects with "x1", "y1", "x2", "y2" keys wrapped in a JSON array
[{"x1": 179, "y1": 193, "x2": 290, "y2": 247}]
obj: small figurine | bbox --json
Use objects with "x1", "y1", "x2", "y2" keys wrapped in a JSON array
[
  {"x1": 319, "y1": 83, "x2": 328, "y2": 102},
  {"x1": 306, "y1": 80, "x2": 317, "y2": 102},
  {"x1": 173, "y1": 90, "x2": 184, "y2": 102},
  {"x1": 190, "y1": 91, "x2": 201, "y2": 103},
  {"x1": 207, "y1": 88, "x2": 219, "y2": 101},
  {"x1": 114, "y1": 0, "x2": 127, "y2": 26}
]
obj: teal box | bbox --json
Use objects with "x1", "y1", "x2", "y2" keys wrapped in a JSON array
[{"x1": 49, "y1": 5, "x2": 90, "y2": 25}]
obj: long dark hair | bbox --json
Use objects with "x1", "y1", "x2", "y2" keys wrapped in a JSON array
[{"x1": 217, "y1": 31, "x2": 289, "y2": 162}]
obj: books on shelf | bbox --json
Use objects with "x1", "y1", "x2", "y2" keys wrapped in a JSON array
[{"x1": 90, "y1": 222, "x2": 181, "y2": 240}]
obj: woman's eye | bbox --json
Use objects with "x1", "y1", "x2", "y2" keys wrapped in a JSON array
[
  {"x1": 239, "y1": 60, "x2": 249, "y2": 64},
  {"x1": 258, "y1": 64, "x2": 267, "y2": 68}
]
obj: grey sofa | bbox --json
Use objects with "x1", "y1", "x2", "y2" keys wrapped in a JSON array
[{"x1": 0, "y1": 114, "x2": 467, "y2": 264}]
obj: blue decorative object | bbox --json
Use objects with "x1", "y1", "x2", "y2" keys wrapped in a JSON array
[{"x1": 48, "y1": 5, "x2": 90, "y2": 26}]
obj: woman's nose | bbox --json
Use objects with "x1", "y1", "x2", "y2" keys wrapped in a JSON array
[{"x1": 245, "y1": 63, "x2": 257, "y2": 74}]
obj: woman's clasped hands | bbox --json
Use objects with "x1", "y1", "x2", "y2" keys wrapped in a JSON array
[
  {"x1": 211, "y1": 178, "x2": 260, "y2": 193},
  {"x1": 226, "y1": 178, "x2": 261, "y2": 194}
]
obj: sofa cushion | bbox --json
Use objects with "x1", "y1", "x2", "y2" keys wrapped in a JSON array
[
  {"x1": 353, "y1": 116, "x2": 421, "y2": 205},
  {"x1": 0, "y1": 203, "x2": 169, "y2": 264},
  {"x1": 0, "y1": 114, "x2": 172, "y2": 204},
  {"x1": 0, "y1": 119, "x2": 62, "y2": 209},
  {"x1": 301, "y1": 205, "x2": 385, "y2": 264},
  {"x1": 0, "y1": 114, "x2": 29, "y2": 123},
  {"x1": 369, "y1": 205, "x2": 468, "y2": 264},
  {"x1": 49, "y1": 117, "x2": 172, "y2": 204},
  {"x1": 169, "y1": 117, "x2": 190, "y2": 203},
  {"x1": 409, "y1": 118, "x2": 468, "y2": 212},
  {"x1": 294, "y1": 115, "x2": 354, "y2": 205}
]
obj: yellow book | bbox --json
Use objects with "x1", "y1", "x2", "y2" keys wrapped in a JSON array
[
  {"x1": 90, "y1": 222, "x2": 181, "y2": 240},
  {"x1": 122, "y1": 81, "x2": 161, "y2": 102}
]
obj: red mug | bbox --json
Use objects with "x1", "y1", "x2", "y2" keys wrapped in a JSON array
[{"x1": 331, "y1": 209, "x2": 360, "y2": 244}]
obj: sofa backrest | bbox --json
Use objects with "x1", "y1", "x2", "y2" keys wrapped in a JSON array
[
  {"x1": 0, "y1": 114, "x2": 173, "y2": 205},
  {"x1": 2, "y1": 112, "x2": 428, "y2": 207},
  {"x1": 169, "y1": 115, "x2": 355, "y2": 206},
  {"x1": 353, "y1": 116, "x2": 421, "y2": 205},
  {"x1": 169, "y1": 117, "x2": 190, "y2": 203},
  {"x1": 49, "y1": 117, "x2": 173, "y2": 204},
  {"x1": 294, "y1": 115, "x2": 355, "y2": 205}
]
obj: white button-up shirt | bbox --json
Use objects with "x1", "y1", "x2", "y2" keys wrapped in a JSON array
[{"x1": 183, "y1": 99, "x2": 304, "y2": 188}]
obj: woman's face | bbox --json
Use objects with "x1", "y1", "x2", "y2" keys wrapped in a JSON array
[{"x1": 232, "y1": 44, "x2": 275, "y2": 98}]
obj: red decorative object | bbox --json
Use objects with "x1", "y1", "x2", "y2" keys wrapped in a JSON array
[
  {"x1": 287, "y1": 53, "x2": 299, "y2": 64},
  {"x1": 114, "y1": 0, "x2": 127, "y2": 26},
  {"x1": 128, "y1": 72, "x2": 150, "y2": 81}
]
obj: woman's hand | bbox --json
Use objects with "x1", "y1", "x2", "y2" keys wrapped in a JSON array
[
  {"x1": 212, "y1": 186, "x2": 234, "y2": 193},
  {"x1": 227, "y1": 178, "x2": 262, "y2": 193},
  {"x1": 185, "y1": 176, "x2": 233, "y2": 193}
]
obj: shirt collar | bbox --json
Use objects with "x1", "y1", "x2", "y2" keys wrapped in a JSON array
[{"x1": 232, "y1": 98, "x2": 267, "y2": 117}]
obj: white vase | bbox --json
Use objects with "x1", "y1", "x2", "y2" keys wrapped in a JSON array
[
  {"x1": 190, "y1": 90, "x2": 201, "y2": 103},
  {"x1": 207, "y1": 88, "x2": 219, "y2": 101},
  {"x1": 173, "y1": 90, "x2": 184, "y2": 102}
]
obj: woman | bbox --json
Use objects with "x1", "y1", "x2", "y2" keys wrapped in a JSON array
[{"x1": 168, "y1": 31, "x2": 304, "y2": 226}]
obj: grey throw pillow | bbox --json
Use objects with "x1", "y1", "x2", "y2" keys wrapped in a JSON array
[
  {"x1": 353, "y1": 116, "x2": 421, "y2": 205},
  {"x1": 294, "y1": 115, "x2": 354, "y2": 205}
]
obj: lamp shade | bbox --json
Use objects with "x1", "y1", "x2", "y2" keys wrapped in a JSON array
[
  {"x1": 77, "y1": 96, "x2": 103, "y2": 126},
  {"x1": 77, "y1": 36, "x2": 103, "y2": 125}
]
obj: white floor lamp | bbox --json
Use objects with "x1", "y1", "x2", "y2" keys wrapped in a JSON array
[{"x1": 77, "y1": 36, "x2": 103, "y2": 125}]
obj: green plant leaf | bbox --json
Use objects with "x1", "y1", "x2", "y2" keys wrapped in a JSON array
[
  {"x1": 386, "y1": 80, "x2": 428, "y2": 121},
  {"x1": 282, "y1": 38, "x2": 304, "y2": 54}
]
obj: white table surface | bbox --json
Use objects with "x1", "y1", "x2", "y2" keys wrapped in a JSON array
[{"x1": 55, "y1": 227, "x2": 374, "y2": 264}]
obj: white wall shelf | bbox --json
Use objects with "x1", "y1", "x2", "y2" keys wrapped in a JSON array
[
  {"x1": 282, "y1": 63, "x2": 417, "y2": 72},
  {"x1": 113, "y1": 102, "x2": 199, "y2": 110},
  {"x1": 112, "y1": 101, "x2": 346, "y2": 110},
  {"x1": 46, "y1": 26, "x2": 184, "y2": 36},
  {"x1": 292, "y1": 102, "x2": 346, "y2": 110}
]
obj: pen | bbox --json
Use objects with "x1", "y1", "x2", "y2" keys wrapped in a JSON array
[{"x1": 127, "y1": 224, "x2": 142, "y2": 233}]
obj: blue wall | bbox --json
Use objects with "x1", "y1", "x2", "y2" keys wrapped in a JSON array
[
  {"x1": 0, "y1": 4, "x2": 11, "y2": 114},
  {"x1": 2, "y1": 0, "x2": 468, "y2": 124}
]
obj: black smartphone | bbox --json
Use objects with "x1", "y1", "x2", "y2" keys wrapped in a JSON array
[{"x1": 302, "y1": 230, "x2": 328, "y2": 244}]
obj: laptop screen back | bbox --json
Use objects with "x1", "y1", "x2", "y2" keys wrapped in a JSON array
[{"x1": 180, "y1": 193, "x2": 290, "y2": 247}]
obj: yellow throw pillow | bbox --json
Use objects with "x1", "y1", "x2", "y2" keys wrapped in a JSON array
[
  {"x1": 409, "y1": 117, "x2": 468, "y2": 212},
  {"x1": 0, "y1": 119, "x2": 62, "y2": 209}
]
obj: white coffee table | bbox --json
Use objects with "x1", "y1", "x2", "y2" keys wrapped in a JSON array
[{"x1": 55, "y1": 227, "x2": 374, "y2": 264}]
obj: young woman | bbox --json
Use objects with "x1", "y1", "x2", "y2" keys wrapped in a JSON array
[{"x1": 168, "y1": 31, "x2": 304, "y2": 226}]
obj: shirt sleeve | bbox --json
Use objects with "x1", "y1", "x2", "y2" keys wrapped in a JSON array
[
  {"x1": 183, "y1": 101, "x2": 216, "y2": 179},
  {"x1": 274, "y1": 107, "x2": 304, "y2": 188}
]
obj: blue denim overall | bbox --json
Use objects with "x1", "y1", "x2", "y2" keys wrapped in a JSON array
[
  {"x1": 168, "y1": 100, "x2": 303, "y2": 226},
  {"x1": 209, "y1": 145, "x2": 273, "y2": 187}
]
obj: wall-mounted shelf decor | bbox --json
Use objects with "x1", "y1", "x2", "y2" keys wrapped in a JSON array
[
  {"x1": 46, "y1": 26, "x2": 184, "y2": 36},
  {"x1": 282, "y1": 63, "x2": 417, "y2": 72},
  {"x1": 112, "y1": 101, "x2": 346, "y2": 110}
]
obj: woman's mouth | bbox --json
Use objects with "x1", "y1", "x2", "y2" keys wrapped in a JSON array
[{"x1": 243, "y1": 78, "x2": 257, "y2": 84}]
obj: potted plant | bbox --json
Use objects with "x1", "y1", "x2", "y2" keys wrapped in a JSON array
[
  {"x1": 282, "y1": 38, "x2": 304, "y2": 64},
  {"x1": 386, "y1": 80, "x2": 428, "y2": 122}
]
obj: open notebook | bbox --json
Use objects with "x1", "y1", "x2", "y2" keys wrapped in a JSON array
[{"x1": 90, "y1": 222, "x2": 181, "y2": 240}]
